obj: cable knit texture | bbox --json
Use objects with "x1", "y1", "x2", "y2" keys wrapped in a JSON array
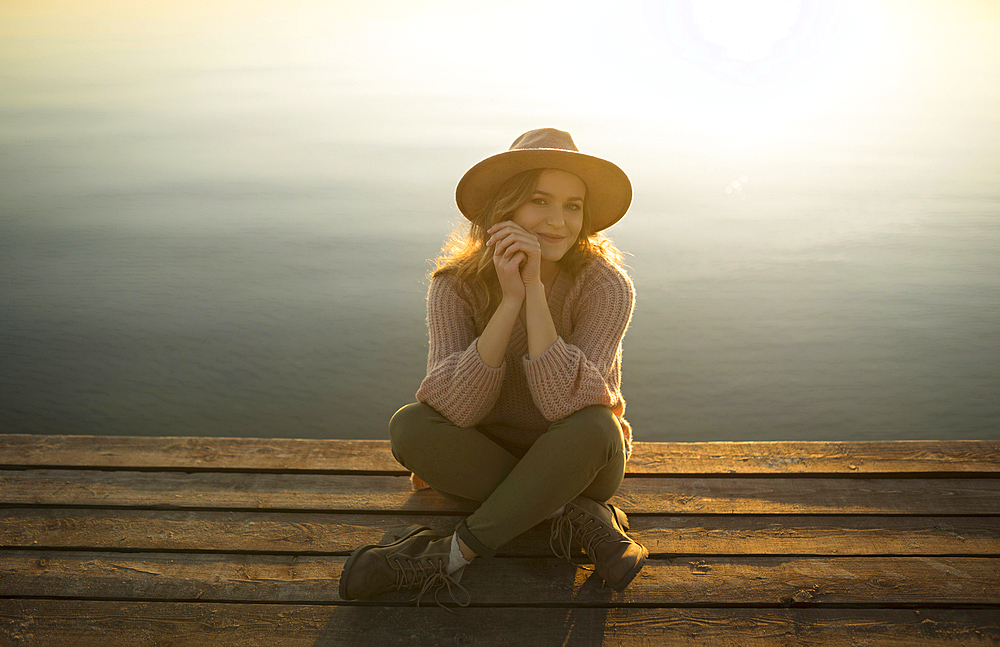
[{"x1": 414, "y1": 256, "x2": 635, "y2": 467}]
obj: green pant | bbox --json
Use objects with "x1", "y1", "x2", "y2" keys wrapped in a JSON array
[{"x1": 388, "y1": 402, "x2": 626, "y2": 558}]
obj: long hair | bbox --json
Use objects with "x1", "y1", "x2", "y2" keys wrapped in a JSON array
[{"x1": 432, "y1": 168, "x2": 624, "y2": 332}]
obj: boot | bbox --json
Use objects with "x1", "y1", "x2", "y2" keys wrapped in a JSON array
[
  {"x1": 550, "y1": 496, "x2": 648, "y2": 591},
  {"x1": 338, "y1": 524, "x2": 470, "y2": 607}
]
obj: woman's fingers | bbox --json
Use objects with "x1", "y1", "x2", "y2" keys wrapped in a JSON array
[
  {"x1": 501, "y1": 251, "x2": 526, "y2": 269},
  {"x1": 494, "y1": 247, "x2": 524, "y2": 273},
  {"x1": 487, "y1": 220, "x2": 529, "y2": 239},
  {"x1": 495, "y1": 237, "x2": 537, "y2": 260},
  {"x1": 491, "y1": 228, "x2": 539, "y2": 259},
  {"x1": 489, "y1": 220, "x2": 541, "y2": 289},
  {"x1": 487, "y1": 221, "x2": 534, "y2": 249}
]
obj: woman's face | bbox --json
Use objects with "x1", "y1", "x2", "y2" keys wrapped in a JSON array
[{"x1": 510, "y1": 169, "x2": 586, "y2": 263}]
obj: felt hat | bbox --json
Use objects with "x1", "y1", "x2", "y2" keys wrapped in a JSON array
[{"x1": 455, "y1": 128, "x2": 632, "y2": 232}]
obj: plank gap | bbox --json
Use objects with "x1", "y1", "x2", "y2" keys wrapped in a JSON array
[
  {"x1": 0, "y1": 464, "x2": 410, "y2": 477},
  {"x1": 1, "y1": 595, "x2": 998, "y2": 611},
  {"x1": 4, "y1": 464, "x2": 999, "y2": 479},
  {"x1": 3, "y1": 504, "x2": 998, "y2": 519},
  {"x1": 625, "y1": 472, "x2": 1000, "y2": 480},
  {"x1": 4, "y1": 545, "x2": 1000, "y2": 560},
  {"x1": 0, "y1": 504, "x2": 471, "y2": 515}
]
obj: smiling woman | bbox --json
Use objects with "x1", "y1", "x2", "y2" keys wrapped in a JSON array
[{"x1": 337, "y1": 128, "x2": 646, "y2": 606}]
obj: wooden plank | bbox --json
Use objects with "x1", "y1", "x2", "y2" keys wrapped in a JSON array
[
  {"x1": 0, "y1": 436, "x2": 405, "y2": 473},
  {"x1": 2, "y1": 552, "x2": 998, "y2": 606},
  {"x1": 3, "y1": 469, "x2": 999, "y2": 514},
  {"x1": 3, "y1": 601, "x2": 998, "y2": 647},
  {"x1": 626, "y1": 514, "x2": 1000, "y2": 557},
  {"x1": 3, "y1": 509, "x2": 999, "y2": 556},
  {"x1": 628, "y1": 440, "x2": 1000, "y2": 476},
  {"x1": 0, "y1": 509, "x2": 454, "y2": 554},
  {"x1": 3, "y1": 435, "x2": 998, "y2": 475}
]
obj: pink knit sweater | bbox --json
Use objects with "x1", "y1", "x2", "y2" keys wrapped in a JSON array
[{"x1": 414, "y1": 256, "x2": 635, "y2": 463}]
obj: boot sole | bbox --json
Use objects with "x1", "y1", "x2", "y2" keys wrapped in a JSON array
[
  {"x1": 607, "y1": 543, "x2": 648, "y2": 592},
  {"x1": 338, "y1": 524, "x2": 430, "y2": 600},
  {"x1": 607, "y1": 504, "x2": 646, "y2": 592}
]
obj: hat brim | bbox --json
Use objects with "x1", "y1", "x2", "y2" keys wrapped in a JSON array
[{"x1": 455, "y1": 148, "x2": 632, "y2": 232}]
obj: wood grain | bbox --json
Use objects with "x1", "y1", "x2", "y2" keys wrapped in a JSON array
[
  {"x1": 3, "y1": 435, "x2": 997, "y2": 474},
  {"x1": 2, "y1": 435, "x2": 997, "y2": 645},
  {"x1": 2, "y1": 601, "x2": 998, "y2": 647},
  {"x1": 2, "y1": 509, "x2": 998, "y2": 556},
  {"x1": 1, "y1": 552, "x2": 997, "y2": 606},
  {"x1": 3, "y1": 469, "x2": 998, "y2": 514}
]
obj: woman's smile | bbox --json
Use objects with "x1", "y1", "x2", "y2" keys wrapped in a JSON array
[{"x1": 510, "y1": 169, "x2": 586, "y2": 264}]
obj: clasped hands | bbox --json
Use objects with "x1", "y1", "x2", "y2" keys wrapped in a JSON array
[{"x1": 486, "y1": 221, "x2": 542, "y2": 303}]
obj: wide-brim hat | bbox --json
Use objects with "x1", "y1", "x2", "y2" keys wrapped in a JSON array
[{"x1": 455, "y1": 128, "x2": 632, "y2": 232}]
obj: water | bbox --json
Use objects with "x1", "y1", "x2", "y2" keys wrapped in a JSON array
[
  {"x1": 2, "y1": 0, "x2": 998, "y2": 441},
  {"x1": 2, "y1": 155, "x2": 997, "y2": 441}
]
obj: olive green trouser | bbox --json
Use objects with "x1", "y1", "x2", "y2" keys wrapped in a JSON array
[{"x1": 388, "y1": 402, "x2": 626, "y2": 559}]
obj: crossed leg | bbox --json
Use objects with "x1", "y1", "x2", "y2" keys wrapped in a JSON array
[{"x1": 388, "y1": 402, "x2": 626, "y2": 558}]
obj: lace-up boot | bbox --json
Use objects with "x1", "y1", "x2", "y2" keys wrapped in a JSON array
[
  {"x1": 550, "y1": 496, "x2": 648, "y2": 591},
  {"x1": 339, "y1": 525, "x2": 470, "y2": 607}
]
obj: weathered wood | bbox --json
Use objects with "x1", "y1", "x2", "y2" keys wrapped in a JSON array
[
  {"x1": 2, "y1": 600, "x2": 998, "y2": 647},
  {"x1": 3, "y1": 469, "x2": 998, "y2": 514},
  {"x1": 3, "y1": 435, "x2": 998, "y2": 475},
  {"x1": 2, "y1": 509, "x2": 998, "y2": 556},
  {"x1": 1, "y1": 435, "x2": 997, "y2": 645},
  {"x1": 0, "y1": 436, "x2": 407, "y2": 473},
  {"x1": 630, "y1": 440, "x2": 1000, "y2": 475},
  {"x1": 2, "y1": 551, "x2": 998, "y2": 606},
  {"x1": 628, "y1": 515, "x2": 1000, "y2": 557}
]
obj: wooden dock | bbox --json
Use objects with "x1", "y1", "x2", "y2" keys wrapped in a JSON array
[{"x1": 1, "y1": 435, "x2": 998, "y2": 646}]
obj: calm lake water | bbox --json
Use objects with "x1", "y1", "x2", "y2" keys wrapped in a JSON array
[
  {"x1": 2, "y1": 1, "x2": 998, "y2": 441},
  {"x1": 3, "y1": 149, "x2": 998, "y2": 441}
]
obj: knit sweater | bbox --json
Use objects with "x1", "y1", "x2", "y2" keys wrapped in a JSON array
[{"x1": 414, "y1": 256, "x2": 635, "y2": 459}]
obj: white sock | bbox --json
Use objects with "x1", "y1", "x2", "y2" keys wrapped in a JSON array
[
  {"x1": 547, "y1": 506, "x2": 565, "y2": 520},
  {"x1": 448, "y1": 532, "x2": 471, "y2": 579}
]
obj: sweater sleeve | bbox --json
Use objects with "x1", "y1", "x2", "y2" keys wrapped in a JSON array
[
  {"x1": 415, "y1": 274, "x2": 505, "y2": 428},
  {"x1": 522, "y1": 262, "x2": 635, "y2": 422}
]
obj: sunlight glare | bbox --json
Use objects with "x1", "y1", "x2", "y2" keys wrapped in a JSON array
[
  {"x1": 691, "y1": 0, "x2": 803, "y2": 62},
  {"x1": 609, "y1": 0, "x2": 892, "y2": 155}
]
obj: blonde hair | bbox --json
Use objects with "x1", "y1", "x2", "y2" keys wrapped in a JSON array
[{"x1": 432, "y1": 168, "x2": 624, "y2": 332}]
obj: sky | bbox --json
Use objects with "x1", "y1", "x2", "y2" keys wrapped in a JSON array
[{"x1": 3, "y1": 0, "x2": 999, "y2": 194}]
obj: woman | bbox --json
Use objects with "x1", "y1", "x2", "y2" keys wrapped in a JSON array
[{"x1": 338, "y1": 128, "x2": 646, "y2": 605}]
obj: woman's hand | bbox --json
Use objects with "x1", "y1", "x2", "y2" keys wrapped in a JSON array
[
  {"x1": 487, "y1": 220, "x2": 556, "y2": 360},
  {"x1": 487, "y1": 221, "x2": 542, "y2": 297}
]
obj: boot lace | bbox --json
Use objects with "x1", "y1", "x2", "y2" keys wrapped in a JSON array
[
  {"x1": 549, "y1": 513, "x2": 575, "y2": 561},
  {"x1": 388, "y1": 553, "x2": 471, "y2": 611},
  {"x1": 572, "y1": 514, "x2": 615, "y2": 558},
  {"x1": 550, "y1": 509, "x2": 614, "y2": 572}
]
